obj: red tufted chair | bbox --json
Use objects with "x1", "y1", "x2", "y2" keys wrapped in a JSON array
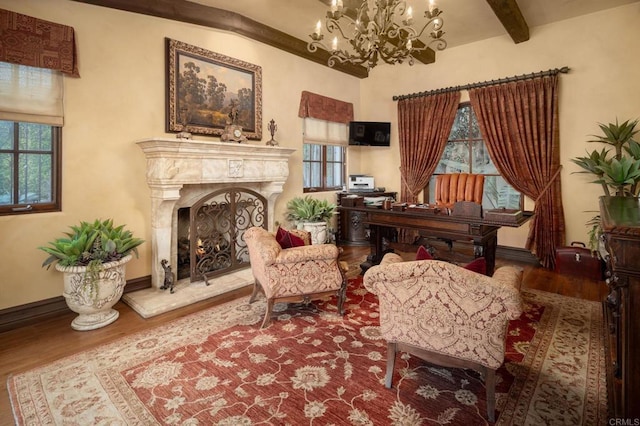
[{"x1": 435, "y1": 173, "x2": 484, "y2": 209}]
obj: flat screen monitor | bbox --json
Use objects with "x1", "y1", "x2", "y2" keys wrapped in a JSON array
[{"x1": 348, "y1": 121, "x2": 391, "y2": 146}]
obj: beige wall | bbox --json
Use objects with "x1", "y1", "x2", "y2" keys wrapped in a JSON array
[
  {"x1": 1, "y1": 1, "x2": 638, "y2": 310},
  {"x1": 357, "y1": 3, "x2": 640, "y2": 248},
  {"x1": 0, "y1": 0, "x2": 360, "y2": 309}
]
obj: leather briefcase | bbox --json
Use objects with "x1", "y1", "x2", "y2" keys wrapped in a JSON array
[{"x1": 554, "y1": 241, "x2": 603, "y2": 280}]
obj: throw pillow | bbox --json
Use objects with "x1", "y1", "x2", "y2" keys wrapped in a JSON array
[
  {"x1": 464, "y1": 257, "x2": 487, "y2": 275},
  {"x1": 275, "y1": 227, "x2": 306, "y2": 249},
  {"x1": 415, "y1": 245, "x2": 433, "y2": 261}
]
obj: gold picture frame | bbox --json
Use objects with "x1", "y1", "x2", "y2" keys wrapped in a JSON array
[{"x1": 166, "y1": 38, "x2": 262, "y2": 140}]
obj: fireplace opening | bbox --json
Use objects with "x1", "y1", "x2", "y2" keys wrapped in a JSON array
[{"x1": 177, "y1": 188, "x2": 267, "y2": 282}]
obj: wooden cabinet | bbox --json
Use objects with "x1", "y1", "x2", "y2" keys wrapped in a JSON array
[
  {"x1": 600, "y1": 196, "x2": 640, "y2": 420},
  {"x1": 336, "y1": 192, "x2": 396, "y2": 245}
]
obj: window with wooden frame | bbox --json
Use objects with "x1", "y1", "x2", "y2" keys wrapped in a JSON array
[
  {"x1": 0, "y1": 63, "x2": 63, "y2": 215},
  {"x1": 303, "y1": 118, "x2": 347, "y2": 192},
  {"x1": 427, "y1": 103, "x2": 523, "y2": 210}
]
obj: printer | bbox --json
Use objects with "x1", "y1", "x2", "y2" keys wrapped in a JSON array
[{"x1": 348, "y1": 174, "x2": 375, "y2": 192}]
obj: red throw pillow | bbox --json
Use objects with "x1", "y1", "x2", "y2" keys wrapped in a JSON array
[
  {"x1": 275, "y1": 227, "x2": 306, "y2": 249},
  {"x1": 415, "y1": 245, "x2": 433, "y2": 261},
  {"x1": 464, "y1": 257, "x2": 487, "y2": 275}
]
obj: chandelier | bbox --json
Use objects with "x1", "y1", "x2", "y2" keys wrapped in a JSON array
[{"x1": 308, "y1": 0, "x2": 447, "y2": 70}]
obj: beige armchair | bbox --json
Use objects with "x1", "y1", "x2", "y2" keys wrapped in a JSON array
[
  {"x1": 363, "y1": 252, "x2": 523, "y2": 422},
  {"x1": 244, "y1": 226, "x2": 346, "y2": 328}
]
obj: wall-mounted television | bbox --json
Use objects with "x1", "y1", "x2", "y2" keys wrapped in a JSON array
[{"x1": 348, "y1": 121, "x2": 391, "y2": 146}]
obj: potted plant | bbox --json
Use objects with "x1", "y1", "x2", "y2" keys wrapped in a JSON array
[
  {"x1": 285, "y1": 196, "x2": 337, "y2": 244},
  {"x1": 39, "y1": 219, "x2": 144, "y2": 331},
  {"x1": 571, "y1": 118, "x2": 640, "y2": 249}
]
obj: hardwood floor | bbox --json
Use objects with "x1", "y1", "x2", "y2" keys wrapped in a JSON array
[{"x1": 0, "y1": 245, "x2": 608, "y2": 425}]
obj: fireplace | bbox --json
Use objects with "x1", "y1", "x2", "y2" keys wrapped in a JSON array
[
  {"x1": 123, "y1": 138, "x2": 295, "y2": 318},
  {"x1": 176, "y1": 188, "x2": 267, "y2": 282}
]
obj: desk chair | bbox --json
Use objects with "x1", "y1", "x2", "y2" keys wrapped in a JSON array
[{"x1": 434, "y1": 173, "x2": 484, "y2": 209}]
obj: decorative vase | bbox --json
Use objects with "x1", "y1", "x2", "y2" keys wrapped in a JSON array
[
  {"x1": 301, "y1": 221, "x2": 328, "y2": 245},
  {"x1": 55, "y1": 254, "x2": 132, "y2": 331}
]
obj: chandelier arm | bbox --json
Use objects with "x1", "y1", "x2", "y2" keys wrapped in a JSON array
[
  {"x1": 430, "y1": 38, "x2": 447, "y2": 51},
  {"x1": 411, "y1": 18, "x2": 444, "y2": 41},
  {"x1": 329, "y1": 50, "x2": 370, "y2": 68},
  {"x1": 326, "y1": 18, "x2": 356, "y2": 41}
]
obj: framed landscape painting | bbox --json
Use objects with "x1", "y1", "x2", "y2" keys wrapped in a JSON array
[{"x1": 166, "y1": 38, "x2": 262, "y2": 140}]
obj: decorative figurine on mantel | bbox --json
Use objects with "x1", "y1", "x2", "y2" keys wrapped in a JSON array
[
  {"x1": 221, "y1": 100, "x2": 247, "y2": 143},
  {"x1": 176, "y1": 107, "x2": 192, "y2": 140},
  {"x1": 266, "y1": 119, "x2": 278, "y2": 146}
]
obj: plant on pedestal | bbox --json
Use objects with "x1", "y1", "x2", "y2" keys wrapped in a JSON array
[
  {"x1": 571, "y1": 118, "x2": 640, "y2": 249},
  {"x1": 285, "y1": 196, "x2": 337, "y2": 244},
  {"x1": 39, "y1": 219, "x2": 144, "y2": 330}
]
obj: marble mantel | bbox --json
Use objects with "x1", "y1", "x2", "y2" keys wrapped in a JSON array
[{"x1": 127, "y1": 137, "x2": 295, "y2": 317}]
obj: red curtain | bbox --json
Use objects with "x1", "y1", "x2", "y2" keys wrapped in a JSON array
[
  {"x1": 298, "y1": 91, "x2": 354, "y2": 124},
  {"x1": 0, "y1": 8, "x2": 79, "y2": 77},
  {"x1": 397, "y1": 91, "x2": 460, "y2": 204},
  {"x1": 469, "y1": 75, "x2": 565, "y2": 269}
]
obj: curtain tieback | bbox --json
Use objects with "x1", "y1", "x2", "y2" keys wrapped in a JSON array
[
  {"x1": 534, "y1": 165, "x2": 563, "y2": 203},
  {"x1": 399, "y1": 167, "x2": 419, "y2": 198}
]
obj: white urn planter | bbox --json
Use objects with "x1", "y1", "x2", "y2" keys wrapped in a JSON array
[
  {"x1": 301, "y1": 221, "x2": 328, "y2": 245},
  {"x1": 56, "y1": 254, "x2": 132, "y2": 331}
]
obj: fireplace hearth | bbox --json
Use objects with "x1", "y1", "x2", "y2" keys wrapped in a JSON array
[{"x1": 122, "y1": 138, "x2": 295, "y2": 318}]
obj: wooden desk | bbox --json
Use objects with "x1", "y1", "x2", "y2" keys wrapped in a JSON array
[
  {"x1": 336, "y1": 191, "x2": 397, "y2": 245},
  {"x1": 339, "y1": 206, "x2": 533, "y2": 276}
]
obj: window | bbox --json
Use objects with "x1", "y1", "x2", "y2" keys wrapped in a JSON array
[
  {"x1": 303, "y1": 118, "x2": 347, "y2": 192},
  {"x1": 0, "y1": 121, "x2": 61, "y2": 214},
  {"x1": 0, "y1": 63, "x2": 63, "y2": 215},
  {"x1": 427, "y1": 103, "x2": 522, "y2": 210}
]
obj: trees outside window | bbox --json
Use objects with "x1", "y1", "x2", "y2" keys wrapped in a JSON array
[
  {"x1": 0, "y1": 121, "x2": 61, "y2": 215},
  {"x1": 427, "y1": 103, "x2": 522, "y2": 210}
]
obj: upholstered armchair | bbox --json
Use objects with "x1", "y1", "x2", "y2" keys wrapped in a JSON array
[
  {"x1": 363, "y1": 252, "x2": 523, "y2": 422},
  {"x1": 435, "y1": 173, "x2": 484, "y2": 209},
  {"x1": 244, "y1": 226, "x2": 346, "y2": 328}
]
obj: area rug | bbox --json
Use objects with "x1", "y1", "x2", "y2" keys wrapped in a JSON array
[{"x1": 8, "y1": 276, "x2": 607, "y2": 425}]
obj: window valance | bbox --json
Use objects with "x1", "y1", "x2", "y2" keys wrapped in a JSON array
[
  {"x1": 298, "y1": 91, "x2": 354, "y2": 124},
  {"x1": 0, "y1": 8, "x2": 79, "y2": 77}
]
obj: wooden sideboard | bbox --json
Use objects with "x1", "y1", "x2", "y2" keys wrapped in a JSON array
[
  {"x1": 600, "y1": 196, "x2": 640, "y2": 420},
  {"x1": 336, "y1": 191, "x2": 397, "y2": 245}
]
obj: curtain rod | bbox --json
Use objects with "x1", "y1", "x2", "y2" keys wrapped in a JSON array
[{"x1": 392, "y1": 66, "x2": 570, "y2": 101}]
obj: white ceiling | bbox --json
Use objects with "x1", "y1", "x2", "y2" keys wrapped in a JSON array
[{"x1": 189, "y1": 0, "x2": 639, "y2": 49}]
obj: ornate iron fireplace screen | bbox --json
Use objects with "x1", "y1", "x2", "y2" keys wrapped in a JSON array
[{"x1": 177, "y1": 188, "x2": 267, "y2": 282}]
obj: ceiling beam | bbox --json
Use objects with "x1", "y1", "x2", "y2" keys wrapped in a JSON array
[
  {"x1": 485, "y1": 0, "x2": 530, "y2": 44},
  {"x1": 70, "y1": 0, "x2": 369, "y2": 78}
]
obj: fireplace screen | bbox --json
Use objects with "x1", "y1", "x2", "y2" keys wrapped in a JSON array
[{"x1": 177, "y1": 188, "x2": 267, "y2": 281}]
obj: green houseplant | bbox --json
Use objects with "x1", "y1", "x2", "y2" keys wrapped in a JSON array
[
  {"x1": 571, "y1": 118, "x2": 640, "y2": 249},
  {"x1": 39, "y1": 219, "x2": 144, "y2": 330},
  {"x1": 285, "y1": 196, "x2": 337, "y2": 244},
  {"x1": 285, "y1": 196, "x2": 337, "y2": 223}
]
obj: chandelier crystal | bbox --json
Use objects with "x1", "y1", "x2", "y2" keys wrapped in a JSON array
[{"x1": 308, "y1": 0, "x2": 447, "y2": 70}]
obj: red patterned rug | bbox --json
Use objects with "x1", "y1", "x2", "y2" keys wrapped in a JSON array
[{"x1": 8, "y1": 276, "x2": 607, "y2": 425}]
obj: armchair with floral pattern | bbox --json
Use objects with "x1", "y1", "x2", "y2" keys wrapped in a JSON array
[
  {"x1": 363, "y1": 252, "x2": 523, "y2": 422},
  {"x1": 244, "y1": 226, "x2": 346, "y2": 328}
]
